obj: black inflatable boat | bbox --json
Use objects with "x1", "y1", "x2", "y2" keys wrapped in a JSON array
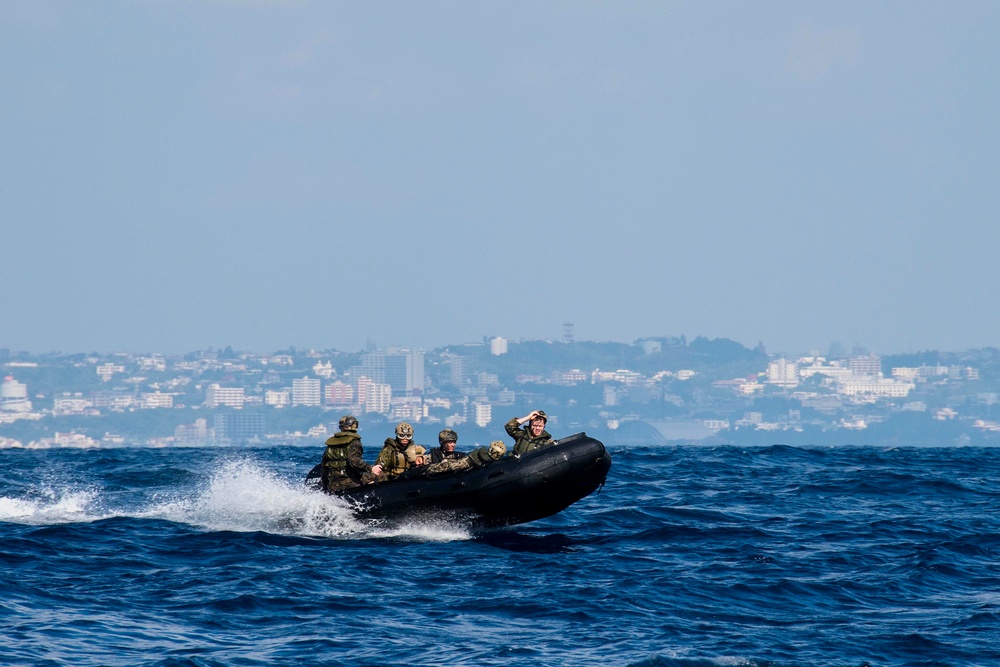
[{"x1": 306, "y1": 432, "x2": 611, "y2": 528}]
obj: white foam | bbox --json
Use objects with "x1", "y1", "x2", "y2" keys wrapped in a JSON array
[
  {"x1": 0, "y1": 488, "x2": 101, "y2": 524},
  {"x1": 1, "y1": 456, "x2": 474, "y2": 541},
  {"x1": 370, "y1": 519, "x2": 473, "y2": 542},
  {"x1": 141, "y1": 458, "x2": 367, "y2": 538}
]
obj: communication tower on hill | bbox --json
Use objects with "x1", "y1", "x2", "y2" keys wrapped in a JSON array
[{"x1": 563, "y1": 322, "x2": 574, "y2": 343}]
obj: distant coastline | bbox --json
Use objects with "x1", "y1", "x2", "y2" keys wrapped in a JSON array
[{"x1": 2, "y1": 337, "x2": 999, "y2": 449}]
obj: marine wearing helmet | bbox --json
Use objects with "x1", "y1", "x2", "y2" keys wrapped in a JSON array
[
  {"x1": 320, "y1": 414, "x2": 373, "y2": 492},
  {"x1": 374, "y1": 422, "x2": 419, "y2": 481},
  {"x1": 430, "y1": 428, "x2": 465, "y2": 464}
]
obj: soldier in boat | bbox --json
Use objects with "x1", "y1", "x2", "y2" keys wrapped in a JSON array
[
  {"x1": 320, "y1": 415, "x2": 377, "y2": 492},
  {"x1": 429, "y1": 429, "x2": 465, "y2": 464},
  {"x1": 505, "y1": 409, "x2": 554, "y2": 456},
  {"x1": 374, "y1": 422, "x2": 423, "y2": 481}
]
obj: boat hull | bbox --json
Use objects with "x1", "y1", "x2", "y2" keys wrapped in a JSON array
[{"x1": 308, "y1": 432, "x2": 612, "y2": 528}]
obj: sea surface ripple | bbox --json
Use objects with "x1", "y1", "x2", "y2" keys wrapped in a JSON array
[{"x1": 2, "y1": 443, "x2": 999, "y2": 666}]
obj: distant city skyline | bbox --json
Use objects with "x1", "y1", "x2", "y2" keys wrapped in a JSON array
[
  {"x1": 3, "y1": 3, "x2": 999, "y2": 356},
  {"x1": 0, "y1": 330, "x2": 992, "y2": 361},
  {"x1": 4, "y1": 334, "x2": 999, "y2": 450}
]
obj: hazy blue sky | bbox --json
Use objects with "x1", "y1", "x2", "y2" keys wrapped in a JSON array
[{"x1": 3, "y1": 1, "x2": 998, "y2": 356}]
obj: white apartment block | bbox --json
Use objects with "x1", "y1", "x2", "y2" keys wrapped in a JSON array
[
  {"x1": 265, "y1": 389, "x2": 290, "y2": 407},
  {"x1": 477, "y1": 372, "x2": 501, "y2": 387},
  {"x1": 474, "y1": 401, "x2": 493, "y2": 427},
  {"x1": 766, "y1": 359, "x2": 799, "y2": 387},
  {"x1": 837, "y1": 377, "x2": 914, "y2": 398},
  {"x1": 356, "y1": 376, "x2": 374, "y2": 407},
  {"x1": 799, "y1": 358, "x2": 853, "y2": 382},
  {"x1": 93, "y1": 392, "x2": 138, "y2": 410},
  {"x1": 292, "y1": 377, "x2": 322, "y2": 407},
  {"x1": 552, "y1": 369, "x2": 587, "y2": 385},
  {"x1": 848, "y1": 354, "x2": 882, "y2": 377},
  {"x1": 141, "y1": 392, "x2": 174, "y2": 409},
  {"x1": 366, "y1": 383, "x2": 392, "y2": 414},
  {"x1": 206, "y1": 384, "x2": 245, "y2": 409}
]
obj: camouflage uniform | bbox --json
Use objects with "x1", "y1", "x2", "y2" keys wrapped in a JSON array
[
  {"x1": 374, "y1": 437, "x2": 412, "y2": 481},
  {"x1": 321, "y1": 431, "x2": 374, "y2": 492},
  {"x1": 505, "y1": 417, "x2": 554, "y2": 456}
]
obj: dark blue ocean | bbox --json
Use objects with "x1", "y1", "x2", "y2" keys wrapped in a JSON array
[{"x1": 2, "y1": 442, "x2": 999, "y2": 667}]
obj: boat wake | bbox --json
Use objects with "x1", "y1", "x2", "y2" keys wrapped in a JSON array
[{"x1": 0, "y1": 457, "x2": 473, "y2": 542}]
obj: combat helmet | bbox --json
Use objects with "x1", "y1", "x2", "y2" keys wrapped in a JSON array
[
  {"x1": 395, "y1": 422, "x2": 414, "y2": 439},
  {"x1": 339, "y1": 415, "x2": 359, "y2": 432},
  {"x1": 404, "y1": 445, "x2": 427, "y2": 464},
  {"x1": 438, "y1": 429, "x2": 458, "y2": 445},
  {"x1": 488, "y1": 440, "x2": 507, "y2": 459}
]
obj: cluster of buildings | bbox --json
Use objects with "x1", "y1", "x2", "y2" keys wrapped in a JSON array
[
  {"x1": 694, "y1": 352, "x2": 991, "y2": 435},
  {"x1": 1, "y1": 338, "x2": 997, "y2": 448},
  {"x1": 0, "y1": 341, "x2": 511, "y2": 447},
  {"x1": 756, "y1": 354, "x2": 978, "y2": 398}
]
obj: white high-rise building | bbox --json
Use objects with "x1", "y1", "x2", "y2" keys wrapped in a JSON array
[
  {"x1": 366, "y1": 383, "x2": 392, "y2": 414},
  {"x1": 206, "y1": 384, "x2": 245, "y2": 409},
  {"x1": 766, "y1": 358, "x2": 799, "y2": 387},
  {"x1": 265, "y1": 389, "x2": 290, "y2": 407},
  {"x1": 292, "y1": 377, "x2": 322, "y2": 407},
  {"x1": 474, "y1": 402, "x2": 492, "y2": 427},
  {"x1": 849, "y1": 354, "x2": 883, "y2": 378}
]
